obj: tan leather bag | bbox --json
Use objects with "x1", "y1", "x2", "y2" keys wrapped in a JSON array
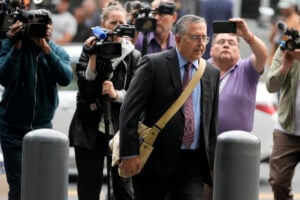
[{"x1": 109, "y1": 122, "x2": 158, "y2": 178}]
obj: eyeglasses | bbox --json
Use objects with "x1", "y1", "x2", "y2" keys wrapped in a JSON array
[
  {"x1": 214, "y1": 39, "x2": 238, "y2": 46},
  {"x1": 183, "y1": 35, "x2": 210, "y2": 44}
]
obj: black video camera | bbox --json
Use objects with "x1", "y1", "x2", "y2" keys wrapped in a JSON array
[
  {"x1": 155, "y1": 2, "x2": 176, "y2": 15},
  {"x1": 0, "y1": 1, "x2": 51, "y2": 39},
  {"x1": 125, "y1": 1, "x2": 175, "y2": 34},
  {"x1": 16, "y1": 9, "x2": 51, "y2": 38},
  {"x1": 277, "y1": 21, "x2": 300, "y2": 51},
  {"x1": 92, "y1": 24, "x2": 135, "y2": 60}
]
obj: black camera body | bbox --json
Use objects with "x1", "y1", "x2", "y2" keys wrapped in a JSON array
[
  {"x1": 277, "y1": 21, "x2": 300, "y2": 51},
  {"x1": 95, "y1": 41, "x2": 121, "y2": 60},
  {"x1": 126, "y1": 1, "x2": 155, "y2": 33},
  {"x1": 0, "y1": 1, "x2": 51, "y2": 39},
  {"x1": 279, "y1": 29, "x2": 300, "y2": 51},
  {"x1": 113, "y1": 24, "x2": 135, "y2": 38},
  {"x1": 125, "y1": 1, "x2": 175, "y2": 34},
  {"x1": 16, "y1": 9, "x2": 51, "y2": 38},
  {"x1": 92, "y1": 25, "x2": 135, "y2": 60},
  {"x1": 156, "y1": 2, "x2": 176, "y2": 15}
]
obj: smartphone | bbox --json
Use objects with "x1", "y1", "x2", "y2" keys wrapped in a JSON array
[{"x1": 212, "y1": 20, "x2": 237, "y2": 33}]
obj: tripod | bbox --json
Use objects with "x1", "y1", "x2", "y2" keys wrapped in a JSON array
[
  {"x1": 103, "y1": 94, "x2": 113, "y2": 200},
  {"x1": 98, "y1": 58, "x2": 114, "y2": 200},
  {"x1": 142, "y1": 32, "x2": 148, "y2": 56}
]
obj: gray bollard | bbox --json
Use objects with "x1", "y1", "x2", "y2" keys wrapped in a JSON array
[
  {"x1": 213, "y1": 130, "x2": 261, "y2": 200},
  {"x1": 21, "y1": 129, "x2": 69, "y2": 200}
]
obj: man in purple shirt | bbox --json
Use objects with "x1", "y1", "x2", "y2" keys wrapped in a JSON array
[
  {"x1": 204, "y1": 17, "x2": 268, "y2": 200},
  {"x1": 209, "y1": 18, "x2": 268, "y2": 134},
  {"x1": 134, "y1": 0, "x2": 177, "y2": 55}
]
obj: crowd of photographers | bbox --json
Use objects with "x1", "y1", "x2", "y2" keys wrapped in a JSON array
[
  {"x1": 1, "y1": 0, "x2": 300, "y2": 200},
  {"x1": 0, "y1": 0, "x2": 181, "y2": 200}
]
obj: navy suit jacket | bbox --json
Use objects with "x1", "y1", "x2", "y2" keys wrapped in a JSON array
[{"x1": 119, "y1": 48, "x2": 220, "y2": 185}]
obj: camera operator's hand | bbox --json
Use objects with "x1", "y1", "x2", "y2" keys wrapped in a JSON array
[
  {"x1": 31, "y1": 24, "x2": 53, "y2": 54},
  {"x1": 286, "y1": 49, "x2": 300, "y2": 61},
  {"x1": 280, "y1": 50, "x2": 295, "y2": 75},
  {"x1": 7, "y1": 21, "x2": 23, "y2": 37},
  {"x1": 84, "y1": 36, "x2": 98, "y2": 73},
  {"x1": 83, "y1": 36, "x2": 97, "y2": 55},
  {"x1": 7, "y1": 21, "x2": 23, "y2": 49},
  {"x1": 279, "y1": 49, "x2": 300, "y2": 75},
  {"x1": 32, "y1": 38, "x2": 51, "y2": 54},
  {"x1": 102, "y1": 80, "x2": 118, "y2": 100}
]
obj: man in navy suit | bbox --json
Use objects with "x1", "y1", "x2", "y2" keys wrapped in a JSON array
[{"x1": 119, "y1": 14, "x2": 220, "y2": 200}]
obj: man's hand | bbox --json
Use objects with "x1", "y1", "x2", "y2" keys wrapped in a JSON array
[
  {"x1": 279, "y1": 50, "x2": 300, "y2": 75},
  {"x1": 7, "y1": 20, "x2": 23, "y2": 49},
  {"x1": 83, "y1": 36, "x2": 97, "y2": 55},
  {"x1": 32, "y1": 38, "x2": 51, "y2": 54},
  {"x1": 229, "y1": 18, "x2": 252, "y2": 41},
  {"x1": 31, "y1": 24, "x2": 53, "y2": 54},
  {"x1": 286, "y1": 49, "x2": 300, "y2": 61},
  {"x1": 102, "y1": 80, "x2": 118, "y2": 99},
  {"x1": 119, "y1": 156, "x2": 142, "y2": 177}
]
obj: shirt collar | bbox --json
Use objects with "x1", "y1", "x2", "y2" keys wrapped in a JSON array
[
  {"x1": 147, "y1": 32, "x2": 176, "y2": 49},
  {"x1": 176, "y1": 48, "x2": 199, "y2": 70},
  {"x1": 207, "y1": 57, "x2": 241, "y2": 78}
]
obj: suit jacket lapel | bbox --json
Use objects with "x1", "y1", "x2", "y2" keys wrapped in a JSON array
[{"x1": 166, "y1": 49, "x2": 182, "y2": 98}]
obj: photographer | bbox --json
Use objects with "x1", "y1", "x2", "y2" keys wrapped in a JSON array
[
  {"x1": 68, "y1": 2, "x2": 141, "y2": 200},
  {"x1": 204, "y1": 17, "x2": 268, "y2": 200},
  {"x1": 130, "y1": 0, "x2": 177, "y2": 55},
  {"x1": 266, "y1": 46, "x2": 300, "y2": 200},
  {"x1": 0, "y1": 9, "x2": 73, "y2": 200},
  {"x1": 209, "y1": 18, "x2": 268, "y2": 135}
]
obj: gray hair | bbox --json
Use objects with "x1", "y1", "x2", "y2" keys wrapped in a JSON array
[{"x1": 174, "y1": 14, "x2": 206, "y2": 36}]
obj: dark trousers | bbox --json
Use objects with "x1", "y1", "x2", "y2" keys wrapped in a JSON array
[
  {"x1": 74, "y1": 133, "x2": 134, "y2": 200},
  {"x1": 269, "y1": 129, "x2": 300, "y2": 200},
  {"x1": 0, "y1": 126, "x2": 28, "y2": 200},
  {"x1": 133, "y1": 149, "x2": 205, "y2": 200}
]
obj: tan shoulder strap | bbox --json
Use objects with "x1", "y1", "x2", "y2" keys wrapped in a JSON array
[{"x1": 154, "y1": 58, "x2": 206, "y2": 131}]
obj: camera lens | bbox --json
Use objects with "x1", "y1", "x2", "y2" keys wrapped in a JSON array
[{"x1": 285, "y1": 39, "x2": 297, "y2": 51}]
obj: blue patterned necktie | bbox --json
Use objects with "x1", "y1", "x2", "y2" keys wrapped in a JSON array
[{"x1": 182, "y1": 62, "x2": 195, "y2": 148}]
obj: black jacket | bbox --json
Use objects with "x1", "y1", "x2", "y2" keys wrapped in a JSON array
[{"x1": 0, "y1": 38, "x2": 73, "y2": 130}]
